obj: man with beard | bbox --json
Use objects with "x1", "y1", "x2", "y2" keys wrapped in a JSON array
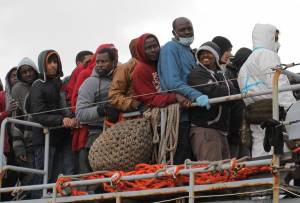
[{"x1": 76, "y1": 47, "x2": 118, "y2": 172}]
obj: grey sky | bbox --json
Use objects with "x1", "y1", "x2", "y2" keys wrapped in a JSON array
[{"x1": 1, "y1": 0, "x2": 300, "y2": 85}]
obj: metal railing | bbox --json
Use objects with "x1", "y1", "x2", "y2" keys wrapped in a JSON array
[
  {"x1": 1, "y1": 68, "x2": 300, "y2": 203},
  {"x1": 0, "y1": 118, "x2": 50, "y2": 197}
]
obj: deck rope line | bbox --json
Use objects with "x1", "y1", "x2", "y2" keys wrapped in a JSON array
[
  {"x1": 151, "y1": 104, "x2": 180, "y2": 164},
  {"x1": 11, "y1": 71, "x2": 275, "y2": 121}
]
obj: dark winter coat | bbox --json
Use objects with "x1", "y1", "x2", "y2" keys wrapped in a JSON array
[
  {"x1": 188, "y1": 64, "x2": 238, "y2": 132},
  {"x1": 27, "y1": 50, "x2": 71, "y2": 146}
]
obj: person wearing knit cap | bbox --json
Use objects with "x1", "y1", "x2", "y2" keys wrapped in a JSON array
[
  {"x1": 108, "y1": 38, "x2": 141, "y2": 112},
  {"x1": 188, "y1": 41, "x2": 238, "y2": 161},
  {"x1": 212, "y1": 36, "x2": 233, "y2": 67},
  {"x1": 212, "y1": 38, "x2": 250, "y2": 158},
  {"x1": 224, "y1": 48, "x2": 252, "y2": 159},
  {"x1": 226, "y1": 47, "x2": 252, "y2": 91}
]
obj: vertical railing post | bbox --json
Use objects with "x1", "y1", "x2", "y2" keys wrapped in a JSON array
[
  {"x1": 188, "y1": 166, "x2": 194, "y2": 203},
  {"x1": 272, "y1": 69, "x2": 281, "y2": 203},
  {"x1": 43, "y1": 128, "x2": 50, "y2": 197},
  {"x1": 116, "y1": 196, "x2": 122, "y2": 203},
  {"x1": 0, "y1": 119, "x2": 8, "y2": 201}
]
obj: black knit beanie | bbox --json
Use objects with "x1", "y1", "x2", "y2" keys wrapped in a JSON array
[{"x1": 212, "y1": 36, "x2": 233, "y2": 57}]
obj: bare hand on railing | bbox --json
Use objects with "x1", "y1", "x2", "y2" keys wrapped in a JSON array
[
  {"x1": 18, "y1": 154, "x2": 27, "y2": 162},
  {"x1": 63, "y1": 117, "x2": 76, "y2": 128},
  {"x1": 70, "y1": 118, "x2": 80, "y2": 128},
  {"x1": 7, "y1": 100, "x2": 18, "y2": 114},
  {"x1": 175, "y1": 94, "x2": 192, "y2": 108}
]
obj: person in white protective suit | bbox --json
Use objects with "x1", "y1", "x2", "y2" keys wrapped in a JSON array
[{"x1": 238, "y1": 23, "x2": 296, "y2": 158}]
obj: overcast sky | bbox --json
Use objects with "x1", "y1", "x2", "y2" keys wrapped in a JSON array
[{"x1": 1, "y1": 0, "x2": 300, "y2": 85}]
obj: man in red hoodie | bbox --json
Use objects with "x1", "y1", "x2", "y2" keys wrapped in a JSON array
[
  {"x1": 66, "y1": 50, "x2": 93, "y2": 106},
  {"x1": 132, "y1": 33, "x2": 190, "y2": 108},
  {"x1": 0, "y1": 72, "x2": 18, "y2": 201}
]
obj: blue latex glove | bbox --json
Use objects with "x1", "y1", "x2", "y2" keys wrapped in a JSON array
[{"x1": 196, "y1": 95, "x2": 210, "y2": 110}]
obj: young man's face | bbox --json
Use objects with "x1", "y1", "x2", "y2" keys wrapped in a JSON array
[
  {"x1": 198, "y1": 50, "x2": 216, "y2": 70},
  {"x1": 9, "y1": 69, "x2": 17, "y2": 87},
  {"x1": 80, "y1": 54, "x2": 93, "y2": 68},
  {"x1": 173, "y1": 18, "x2": 194, "y2": 39},
  {"x1": 95, "y1": 52, "x2": 114, "y2": 76},
  {"x1": 220, "y1": 49, "x2": 233, "y2": 64},
  {"x1": 19, "y1": 65, "x2": 36, "y2": 83},
  {"x1": 144, "y1": 36, "x2": 160, "y2": 63},
  {"x1": 46, "y1": 55, "x2": 58, "y2": 78}
]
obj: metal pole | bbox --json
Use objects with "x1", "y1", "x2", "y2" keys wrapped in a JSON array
[
  {"x1": 39, "y1": 178, "x2": 274, "y2": 203},
  {"x1": 272, "y1": 69, "x2": 281, "y2": 203},
  {"x1": 0, "y1": 118, "x2": 44, "y2": 193},
  {"x1": 188, "y1": 167, "x2": 195, "y2": 203},
  {"x1": 43, "y1": 128, "x2": 50, "y2": 197},
  {"x1": 0, "y1": 118, "x2": 8, "y2": 201},
  {"x1": 282, "y1": 69, "x2": 300, "y2": 83},
  {"x1": 0, "y1": 183, "x2": 55, "y2": 193},
  {"x1": 64, "y1": 159, "x2": 272, "y2": 188},
  {"x1": 52, "y1": 184, "x2": 57, "y2": 203},
  {"x1": 116, "y1": 196, "x2": 122, "y2": 203},
  {"x1": 3, "y1": 165, "x2": 45, "y2": 175},
  {"x1": 191, "y1": 83, "x2": 300, "y2": 106},
  {"x1": 0, "y1": 119, "x2": 8, "y2": 174}
]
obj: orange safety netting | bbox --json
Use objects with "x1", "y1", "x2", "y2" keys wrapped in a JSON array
[{"x1": 56, "y1": 161, "x2": 271, "y2": 196}]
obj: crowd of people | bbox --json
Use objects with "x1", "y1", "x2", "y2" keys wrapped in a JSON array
[{"x1": 0, "y1": 17, "x2": 298, "y2": 200}]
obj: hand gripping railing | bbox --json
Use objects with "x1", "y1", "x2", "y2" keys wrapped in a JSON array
[{"x1": 0, "y1": 118, "x2": 50, "y2": 197}]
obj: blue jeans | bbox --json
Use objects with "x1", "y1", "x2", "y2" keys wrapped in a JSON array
[{"x1": 32, "y1": 143, "x2": 74, "y2": 198}]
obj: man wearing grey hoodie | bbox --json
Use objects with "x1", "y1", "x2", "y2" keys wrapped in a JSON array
[
  {"x1": 11, "y1": 57, "x2": 39, "y2": 160},
  {"x1": 76, "y1": 48, "x2": 118, "y2": 173},
  {"x1": 11, "y1": 57, "x2": 39, "y2": 197}
]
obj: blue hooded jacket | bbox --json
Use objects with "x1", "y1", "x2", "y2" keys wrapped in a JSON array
[{"x1": 158, "y1": 40, "x2": 202, "y2": 102}]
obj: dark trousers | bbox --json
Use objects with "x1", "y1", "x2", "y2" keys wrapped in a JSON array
[
  {"x1": 32, "y1": 143, "x2": 74, "y2": 198},
  {"x1": 15, "y1": 148, "x2": 35, "y2": 199},
  {"x1": 229, "y1": 142, "x2": 250, "y2": 159},
  {"x1": 173, "y1": 121, "x2": 193, "y2": 164}
]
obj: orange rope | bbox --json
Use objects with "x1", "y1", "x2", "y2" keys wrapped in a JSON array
[{"x1": 56, "y1": 163, "x2": 271, "y2": 196}]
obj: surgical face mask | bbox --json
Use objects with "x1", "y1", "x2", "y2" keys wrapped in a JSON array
[
  {"x1": 274, "y1": 42, "x2": 280, "y2": 53},
  {"x1": 174, "y1": 31, "x2": 194, "y2": 46},
  {"x1": 177, "y1": 36, "x2": 194, "y2": 46}
]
